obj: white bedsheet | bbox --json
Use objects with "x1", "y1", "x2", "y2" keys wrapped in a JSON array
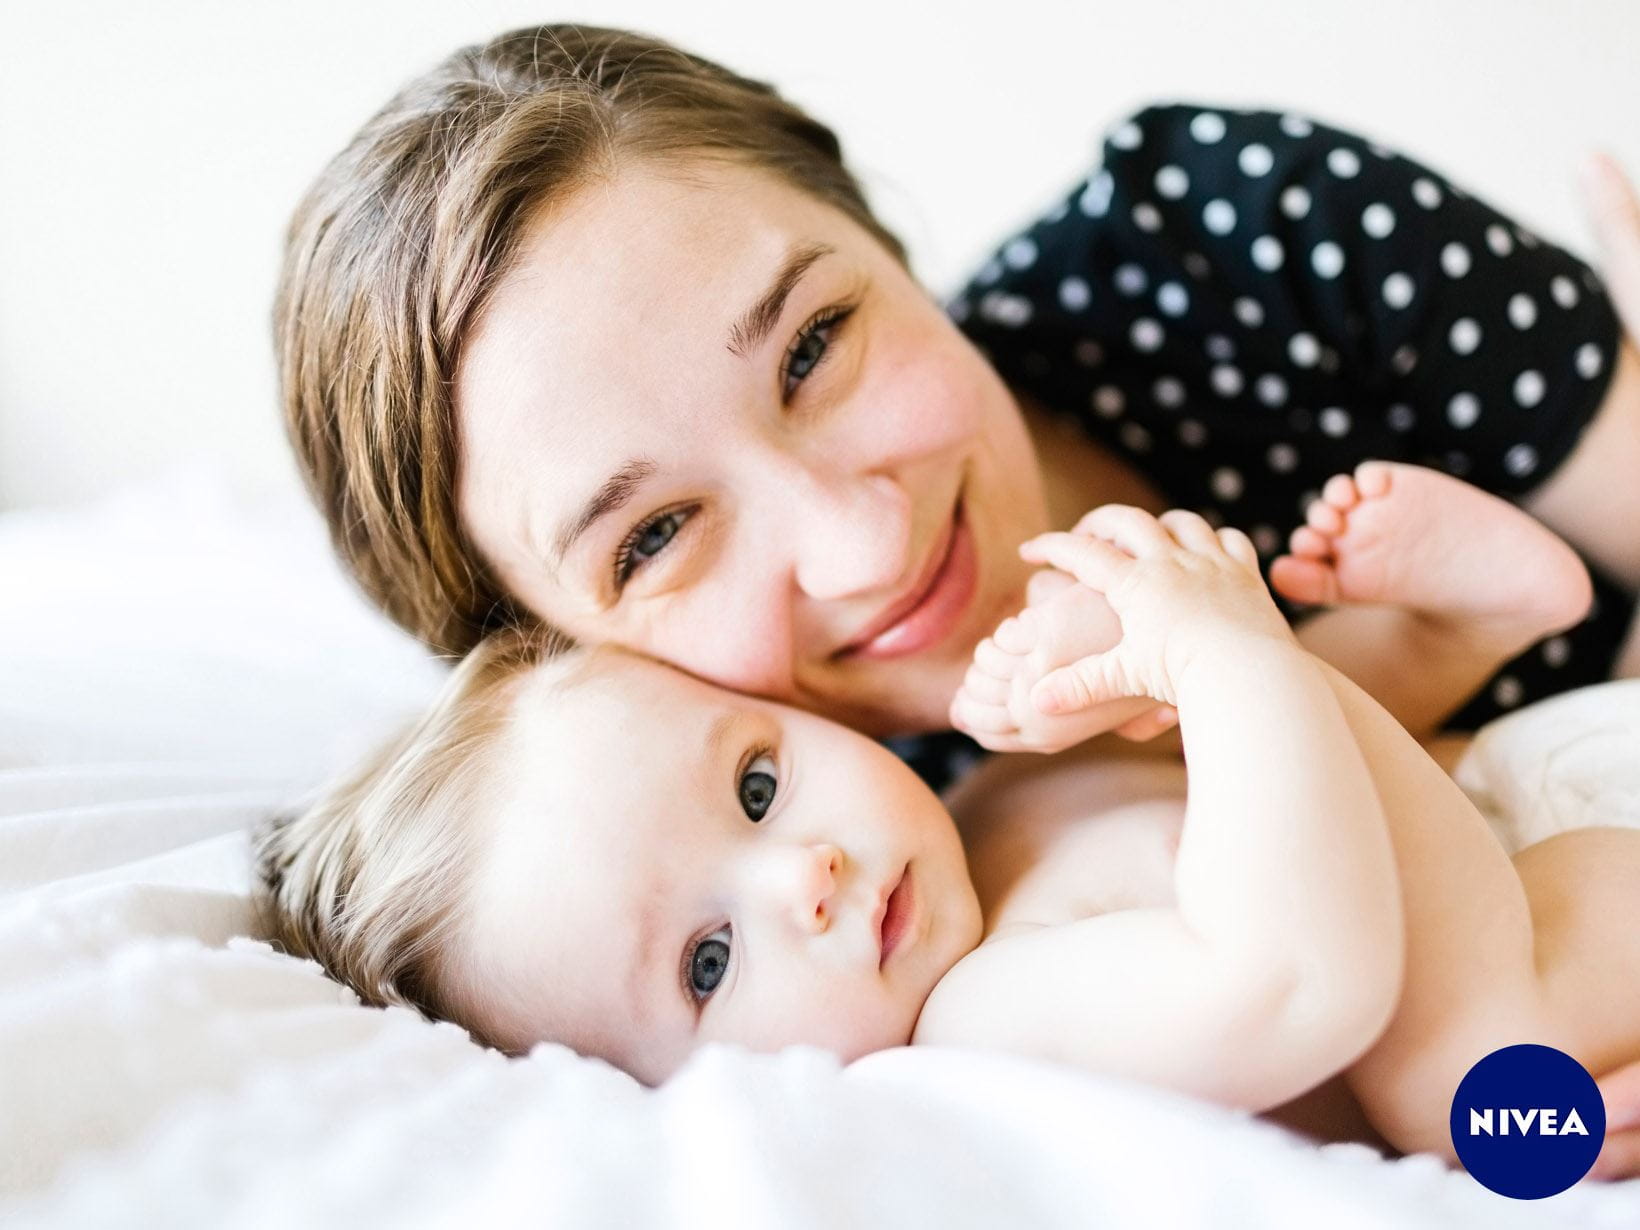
[{"x1": 2, "y1": 477, "x2": 1637, "y2": 1227}]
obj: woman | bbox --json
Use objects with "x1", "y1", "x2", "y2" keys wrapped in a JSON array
[{"x1": 274, "y1": 24, "x2": 1640, "y2": 1169}]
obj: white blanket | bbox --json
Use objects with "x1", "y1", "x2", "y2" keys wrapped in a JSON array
[{"x1": 2, "y1": 477, "x2": 1636, "y2": 1227}]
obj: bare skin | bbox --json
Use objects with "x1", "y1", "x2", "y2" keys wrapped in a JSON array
[{"x1": 938, "y1": 471, "x2": 1640, "y2": 1160}]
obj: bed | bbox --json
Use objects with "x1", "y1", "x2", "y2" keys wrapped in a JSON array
[{"x1": 3, "y1": 474, "x2": 1637, "y2": 1227}]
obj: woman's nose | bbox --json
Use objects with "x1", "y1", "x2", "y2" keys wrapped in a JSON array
[{"x1": 788, "y1": 471, "x2": 911, "y2": 602}]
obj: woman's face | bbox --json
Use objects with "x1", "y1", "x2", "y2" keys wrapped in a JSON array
[{"x1": 455, "y1": 158, "x2": 1048, "y2": 735}]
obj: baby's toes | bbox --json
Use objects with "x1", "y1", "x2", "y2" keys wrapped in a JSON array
[
  {"x1": 973, "y1": 634, "x2": 1026, "y2": 681},
  {"x1": 1352, "y1": 459, "x2": 1394, "y2": 500},
  {"x1": 1268, "y1": 552, "x2": 1340, "y2": 606},
  {"x1": 1025, "y1": 567, "x2": 1077, "y2": 608},
  {"x1": 1287, "y1": 524, "x2": 1333, "y2": 559},
  {"x1": 949, "y1": 689, "x2": 1022, "y2": 740},
  {"x1": 1305, "y1": 497, "x2": 1347, "y2": 537},
  {"x1": 1320, "y1": 472, "x2": 1361, "y2": 512},
  {"x1": 992, "y1": 609, "x2": 1041, "y2": 656},
  {"x1": 961, "y1": 660, "x2": 1012, "y2": 706}
]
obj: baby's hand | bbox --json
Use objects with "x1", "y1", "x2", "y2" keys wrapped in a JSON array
[
  {"x1": 1018, "y1": 506, "x2": 1290, "y2": 714},
  {"x1": 950, "y1": 567, "x2": 1177, "y2": 753}
]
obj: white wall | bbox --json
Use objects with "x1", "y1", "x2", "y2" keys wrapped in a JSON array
[{"x1": 2, "y1": 0, "x2": 1637, "y2": 509}]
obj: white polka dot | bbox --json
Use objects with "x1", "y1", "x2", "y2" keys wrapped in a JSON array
[
  {"x1": 1514, "y1": 370, "x2": 1545, "y2": 408},
  {"x1": 1267, "y1": 442, "x2": 1300, "y2": 473},
  {"x1": 1205, "y1": 334, "x2": 1236, "y2": 362},
  {"x1": 1504, "y1": 443, "x2": 1539, "y2": 477},
  {"x1": 1251, "y1": 236, "x2": 1285, "y2": 271},
  {"x1": 1279, "y1": 114, "x2": 1314, "y2": 138},
  {"x1": 1447, "y1": 392, "x2": 1481, "y2": 428},
  {"x1": 1508, "y1": 293, "x2": 1537, "y2": 330},
  {"x1": 1210, "y1": 466, "x2": 1245, "y2": 500},
  {"x1": 1492, "y1": 676, "x2": 1524, "y2": 708},
  {"x1": 1440, "y1": 242, "x2": 1472, "y2": 278},
  {"x1": 1386, "y1": 403, "x2": 1416, "y2": 432},
  {"x1": 1156, "y1": 282, "x2": 1190, "y2": 317},
  {"x1": 1411, "y1": 177, "x2": 1443, "y2": 209},
  {"x1": 1059, "y1": 277, "x2": 1092, "y2": 311},
  {"x1": 1074, "y1": 339, "x2": 1103, "y2": 367},
  {"x1": 1251, "y1": 524, "x2": 1281, "y2": 555},
  {"x1": 1327, "y1": 148, "x2": 1361, "y2": 178},
  {"x1": 1079, "y1": 172, "x2": 1114, "y2": 217},
  {"x1": 1255, "y1": 374, "x2": 1288, "y2": 407},
  {"x1": 1203, "y1": 198, "x2": 1237, "y2": 235},
  {"x1": 1119, "y1": 421, "x2": 1153, "y2": 453},
  {"x1": 1280, "y1": 185, "x2": 1311, "y2": 220},
  {"x1": 1132, "y1": 202, "x2": 1164, "y2": 232},
  {"x1": 978, "y1": 292, "x2": 1032, "y2": 327},
  {"x1": 1382, "y1": 272, "x2": 1415, "y2": 309},
  {"x1": 1552, "y1": 275, "x2": 1580, "y2": 309},
  {"x1": 1486, "y1": 224, "x2": 1514, "y2": 257},
  {"x1": 1576, "y1": 343, "x2": 1603, "y2": 379},
  {"x1": 1391, "y1": 345, "x2": 1419, "y2": 375},
  {"x1": 1190, "y1": 111, "x2": 1227, "y2": 143},
  {"x1": 1361, "y1": 203, "x2": 1396, "y2": 238},
  {"x1": 947, "y1": 297, "x2": 971, "y2": 323},
  {"x1": 1044, "y1": 199, "x2": 1070, "y2": 225},
  {"x1": 975, "y1": 258, "x2": 1003, "y2": 285},
  {"x1": 1516, "y1": 227, "x2": 1541, "y2": 248},
  {"x1": 1542, "y1": 636, "x2": 1571, "y2": 668},
  {"x1": 1211, "y1": 365, "x2": 1244, "y2": 397},
  {"x1": 1288, "y1": 332, "x2": 1321, "y2": 367},
  {"x1": 1155, "y1": 165, "x2": 1190, "y2": 199},
  {"x1": 1182, "y1": 252, "x2": 1213, "y2": 280},
  {"x1": 1093, "y1": 385, "x2": 1125, "y2": 417},
  {"x1": 1115, "y1": 263, "x2": 1148, "y2": 295},
  {"x1": 1311, "y1": 242, "x2": 1345, "y2": 279},
  {"x1": 1238, "y1": 143, "x2": 1275, "y2": 177},
  {"x1": 1153, "y1": 377, "x2": 1187, "y2": 408},
  {"x1": 1110, "y1": 121, "x2": 1143, "y2": 150},
  {"x1": 1318, "y1": 406, "x2": 1352, "y2": 437},
  {"x1": 1003, "y1": 237, "x2": 1038, "y2": 269},
  {"x1": 1233, "y1": 297, "x2": 1265, "y2": 328},
  {"x1": 1449, "y1": 318, "x2": 1482, "y2": 355},
  {"x1": 1130, "y1": 318, "x2": 1165, "y2": 352},
  {"x1": 1177, "y1": 419, "x2": 1208, "y2": 447}
]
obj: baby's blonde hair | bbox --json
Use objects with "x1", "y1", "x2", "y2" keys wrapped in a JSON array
[{"x1": 255, "y1": 625, "x2": 573, "y2": 1047}]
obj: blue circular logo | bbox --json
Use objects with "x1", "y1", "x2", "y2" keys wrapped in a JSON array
[{"x1": 1449, "y1": 1044, "x2": 1605, "y2": 1198}]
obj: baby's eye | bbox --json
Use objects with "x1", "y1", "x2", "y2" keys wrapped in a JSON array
[
  {"x1": 688, "y1": 927, "x2": 731, "y2": 1000},
  {"x1": 739, "y1": 752, "x2": 778, "y2": 821}
]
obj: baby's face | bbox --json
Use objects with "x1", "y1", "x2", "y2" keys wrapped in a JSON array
[{"x1": 460, "y1": 650, "x2": 984, "y2": 1083}]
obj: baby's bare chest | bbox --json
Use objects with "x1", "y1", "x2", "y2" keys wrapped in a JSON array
[{"x1": 948, "y1": 752, "x2": 1187, "y2": 932}]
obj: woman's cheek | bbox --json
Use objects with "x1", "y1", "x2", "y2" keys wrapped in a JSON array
[{"x1": 649, "y1": 597, "x2": 798, "y2": 700}]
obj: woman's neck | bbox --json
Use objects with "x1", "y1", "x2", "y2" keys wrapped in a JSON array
[{"x1": 1017, "y1": 389, "x2": 1169, "y2": 529}]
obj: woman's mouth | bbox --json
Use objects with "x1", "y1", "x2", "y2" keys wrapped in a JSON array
[
  {"x1": 838, "y1": 500, "x2": 977, "y2": 662},
  {"x1": 878, "y1": 864, "x2": 915, "y2": 968}
]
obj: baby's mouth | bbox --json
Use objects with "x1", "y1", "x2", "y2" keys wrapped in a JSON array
[{"x1": 878, "y1": 864, "x2": 914, "y2": 968}]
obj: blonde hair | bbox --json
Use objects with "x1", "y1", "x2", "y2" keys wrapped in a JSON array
[
  {"x1": 276, "y1": 23, "x2": 908, "y2": 656},
  {"x1": 255, "y1": 626, "x2": 570, "y2": 1047}
]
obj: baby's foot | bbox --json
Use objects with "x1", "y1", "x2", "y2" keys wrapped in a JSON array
[
  {"x1": 951, "y1": 568, "x2": 1171, "y2": 753},
  {"x1": 1269, "y1": 461, "x2": 1593, "y2": 645}
]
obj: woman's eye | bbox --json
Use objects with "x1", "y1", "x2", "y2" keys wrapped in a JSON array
[
  {"x1": 615, "y1": 508, "x2": 690, "y2": 587},
  {"x1": 781, "y1": 306, "x2": 853, "y2": 401},
  {"x1": 688, "y1": 927, "x2": 731, "y2": 1000},
  {"x1": 738, "y1": 752, "x2": 778, "y2": 821}
]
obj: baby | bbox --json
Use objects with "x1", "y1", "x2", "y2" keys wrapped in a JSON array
[{"x1": 258, "y1": 462, "x2": 1640, "y2": 1161}]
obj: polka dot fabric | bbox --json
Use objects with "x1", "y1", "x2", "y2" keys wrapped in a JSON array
[{"x1": 905, "y1": 104, "x2": 1629, "y2": 793}]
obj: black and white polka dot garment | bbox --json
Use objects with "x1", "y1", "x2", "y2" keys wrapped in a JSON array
[{"x1": 904, "y1": 103, "x2": 1628, "y2": 794}]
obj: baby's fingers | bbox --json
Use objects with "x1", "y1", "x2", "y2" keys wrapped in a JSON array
[
  {"x1": 1019, "y1": 531, "x2": 1131, "y2": 591},
  {"x1": 1069, "y1": 504, "x2": 1175, "y2": 557}
]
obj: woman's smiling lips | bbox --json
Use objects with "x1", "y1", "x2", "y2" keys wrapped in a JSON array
[{"x1": 837, "y1": 500, "x2": 977, "y2": 662}]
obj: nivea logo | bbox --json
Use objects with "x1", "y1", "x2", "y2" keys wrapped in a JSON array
[
  {"x1": 1467, "y1": 1107, "x2": 1590, "y2": 1137},
  {"x1": 1450, "y1": 1045, "x2": 1605, "y2": 1198}
]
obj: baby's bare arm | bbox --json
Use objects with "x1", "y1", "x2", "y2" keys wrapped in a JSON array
[{"x1": 918, "y1": 510, "x2": 1404, "y2": 1111}]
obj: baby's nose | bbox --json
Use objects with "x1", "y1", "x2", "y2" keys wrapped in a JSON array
[{"x1": 786, "y1": 842, "x2": 843, "y2": 934}]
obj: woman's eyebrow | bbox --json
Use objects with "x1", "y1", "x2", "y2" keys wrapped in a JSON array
[
  {"x1": 552, "y1": 457, "x2": 657, "y2": 566},
  {"x1": 725, "y1": 241, "x2": 835, "y2": 358}
]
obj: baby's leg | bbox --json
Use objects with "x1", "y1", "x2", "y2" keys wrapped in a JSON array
[
  {"x1": 1303, "y1": 652, "x2": 1639, "y2": 1159},
  {"x1": 1273, "y1": 462, "x2": 1593, "y2": 738}
]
